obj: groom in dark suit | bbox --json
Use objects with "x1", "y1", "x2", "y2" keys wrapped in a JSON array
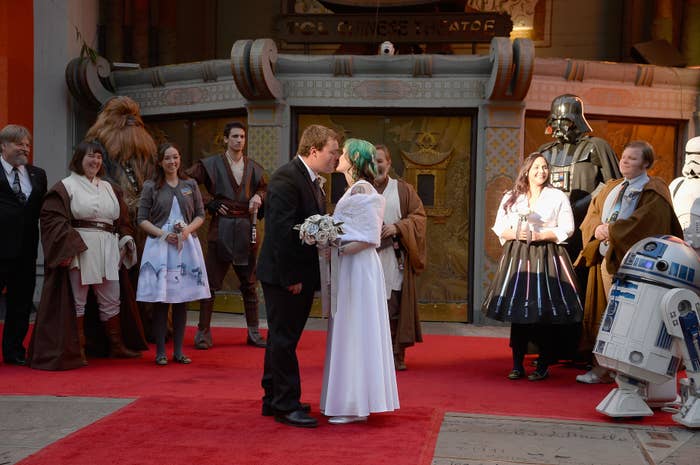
[
  {"x1": 258, "y1": 124, "x2": 340, "y2": 427},
  {"x1": 0, "y1": 125, "x2": 47, "y2": 365}
]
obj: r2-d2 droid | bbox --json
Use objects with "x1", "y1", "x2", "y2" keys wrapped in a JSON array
[{"x1": 592, "y1": 235, "x2": 700, "y2": 427}]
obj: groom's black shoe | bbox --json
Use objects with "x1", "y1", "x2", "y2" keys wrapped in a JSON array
[
  {"x1": 274, "y1": 409, "x2": 318, "y2": 428},
  {"x1": 262, "y1": 402, "x2": 311, "y2": 417}
]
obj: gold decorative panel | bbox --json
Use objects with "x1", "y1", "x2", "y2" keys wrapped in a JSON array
[
  {"x1": 247, "y1": 126, "x2": 279, "y2": 173},
  {"x1": 400, "y1": 132, "x2": 454, "y2": 221},
  {"x1": 481, "y1": 126, "x2": 522, "y2": 296},
  {"x1": 485, "y1": 127, "x2": 521, "y2": 181},
  {"x1": 298, "y1": 114, "x2": 473, "y2": 322}
]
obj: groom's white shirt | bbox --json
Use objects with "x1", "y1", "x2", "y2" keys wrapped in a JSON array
[{"x1": 297, "y1": 155, "x2": 318, "y2": 182}]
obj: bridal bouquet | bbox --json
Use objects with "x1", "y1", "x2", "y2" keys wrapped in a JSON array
[
  {"x1": 294, "y1": 214, "x2": 344, "y2": 317},
  {"x1": 294, "y1": 214, "x2": 344, "y2": 247}
]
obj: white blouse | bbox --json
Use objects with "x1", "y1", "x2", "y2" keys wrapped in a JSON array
[{"x1": 492, "y1": 186, "x2": 574, "y2": 246}]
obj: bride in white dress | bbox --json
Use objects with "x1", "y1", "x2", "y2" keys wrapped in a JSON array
[{"x1": 320, "y1": 138, "x2": 400, "y2": 424}]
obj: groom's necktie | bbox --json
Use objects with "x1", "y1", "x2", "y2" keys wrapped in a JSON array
[
  {"x1": 313, "y1": 177, "x2": 325, "y2": 213},
  {"x1": 12, "y1": 167, "x2": 27, "y2": 204}
]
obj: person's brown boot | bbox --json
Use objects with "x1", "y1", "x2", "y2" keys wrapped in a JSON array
[
  {"x1": 247, "y1": 327, "x2": 267, "y2": 348},
  {"x1": 394, "y1": 347, "x2": 407, "y2": 371},
  {"x1": 105, "y1": 315, "x2": 141, "y2": 358},
  {"x1": 195, "y1": 297, "x2": 214, "y2": 349},
  {"x1": 76, "y1": 316, "x2": 87, "y2": 366}
]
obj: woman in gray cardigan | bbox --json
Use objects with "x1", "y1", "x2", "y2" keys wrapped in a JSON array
[{"x1": 136, "y1": 143, "x2": 210, "y2": 365}]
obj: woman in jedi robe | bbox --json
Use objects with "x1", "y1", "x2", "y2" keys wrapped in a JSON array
[{"x1": 29, "y1": 140, "x2": 147, "y2": 370}]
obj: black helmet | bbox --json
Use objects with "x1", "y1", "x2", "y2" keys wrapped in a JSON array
[{"x1": 545, "y1": 94, "x2": 593, "y2": 142}]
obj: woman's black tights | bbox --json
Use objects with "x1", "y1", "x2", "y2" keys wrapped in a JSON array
[
  {"x1": 510, "y1": 323, "x2": 529, "y2": 372},
  {"x1": 510, "y1": 324, "x2": 554, "y2": 374},
  {"x1": 153, "y1": 302, "x2": 187, "y2": 357}
]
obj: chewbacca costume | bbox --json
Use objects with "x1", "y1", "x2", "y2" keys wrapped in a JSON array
[{"x1": 84, "y1": 96, "x2": 161, "y2": 340}]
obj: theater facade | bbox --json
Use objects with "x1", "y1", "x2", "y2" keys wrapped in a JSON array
[{"x1": 40, "y1": 1, "x2": 700, "y2": 323}]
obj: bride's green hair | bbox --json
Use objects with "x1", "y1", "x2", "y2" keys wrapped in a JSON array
[{"x1": 344, "y1": 138, "x2": 377, "y2": 183}]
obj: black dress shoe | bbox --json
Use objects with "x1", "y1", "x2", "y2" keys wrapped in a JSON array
[
  {"x1": 528, "y1": 368, "x2": 549, "y2": 381},
  {"x1": 274, "y1": 409, "x2": 318, "y2": 428},
  {"x1": 507, "y1": 368, "x2": 524, "y2": 380},
  {"x1": 246, "y1": 327, "x2": 267, "y2": 348},
  {"x1": 4, "y1": 356, "x2": 26, "y2": 366},
  {"x1": 262, "y1": 402, "x2": 311, "y2": 417}
]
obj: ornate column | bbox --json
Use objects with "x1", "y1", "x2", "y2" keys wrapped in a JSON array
[
  {"x1": 472, "y1": 37, "x2": 534, "y2": 324},
  {"x1": 246, "y1": 103, "x2": 290, "y2": 173},
  {"x1": 231, "y1": 38, "x2": 288, "y2": 172}
]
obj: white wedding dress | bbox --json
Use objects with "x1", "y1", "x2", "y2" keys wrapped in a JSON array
[{"x1": 320, "y1": 180, "x2": 400, "y2": 417}]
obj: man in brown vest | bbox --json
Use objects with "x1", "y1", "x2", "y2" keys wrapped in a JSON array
[{"x1": 187, "y1": 122, "x2": 267, "y2": 348}]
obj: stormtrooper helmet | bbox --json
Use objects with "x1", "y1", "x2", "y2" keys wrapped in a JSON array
[{"x1": 683, "y1": 136, "x2": 700, "y2": 178}]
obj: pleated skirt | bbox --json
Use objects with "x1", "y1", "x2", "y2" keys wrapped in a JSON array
[{"x1": 482, "y1": 240, "x2": 583, "y2": 325}]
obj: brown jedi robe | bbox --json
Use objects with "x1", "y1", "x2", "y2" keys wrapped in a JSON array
[
  {"x1": 575, "y1": 177, "x2": 683, "y2": 352},
  {"x1": 394, "y1": 178, "x2": 427, "y2": 349},
  {"x1": 28, "y1": 181, "x2": 148, "y2": 371}
]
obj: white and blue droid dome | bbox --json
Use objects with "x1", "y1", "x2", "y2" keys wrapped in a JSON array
[{"x1": 617, "y1": 235, "x2": 700, "y2": 294}]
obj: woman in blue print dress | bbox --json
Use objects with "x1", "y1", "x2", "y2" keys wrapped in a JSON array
[{"x1": 136, "y1": 143, "x2": 210, "y2": 365}]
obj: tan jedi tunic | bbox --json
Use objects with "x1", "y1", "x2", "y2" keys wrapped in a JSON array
[{"x1": 576, "y1": 177, "x2": 683, "y2": 351}]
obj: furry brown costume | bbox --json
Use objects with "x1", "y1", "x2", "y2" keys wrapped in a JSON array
[
  {"x1": 85, "y1": 96, "x2": 157, "y2": 221},
  {"x1": 85, "y1": 96, "x2": 160, "y2": 340}
]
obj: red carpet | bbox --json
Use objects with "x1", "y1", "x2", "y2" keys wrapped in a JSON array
[{"x1": 0, "y1": 326, "x2": 678, "y2": 465}]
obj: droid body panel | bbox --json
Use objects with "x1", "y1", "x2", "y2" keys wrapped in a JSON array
[
  {"x1": 592, "y1": 235, "x2": 700, "y2": 425},
  {"x1": 660, "y1": 288, "x2": 700, "y2": 427}
]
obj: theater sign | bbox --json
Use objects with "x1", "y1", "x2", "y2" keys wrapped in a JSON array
[{"x1": 276, "y1": 13, "x2": 513, "y2": 43}]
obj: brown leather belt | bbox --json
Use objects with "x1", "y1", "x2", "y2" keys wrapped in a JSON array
[
  {"x1": 71, "y1": 220, "x2": 117, "y2": 233},
  {"x1": 220, "y1": 210, "x2": 250, "y2": 218}
]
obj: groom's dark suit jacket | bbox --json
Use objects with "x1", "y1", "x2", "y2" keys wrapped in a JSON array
[
  {"x1": 257, "y1": 155, "x2": 325, "y2": 413},
  {"x1": 257, "y1": 156, "x2": 323, "y2": 290}
]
